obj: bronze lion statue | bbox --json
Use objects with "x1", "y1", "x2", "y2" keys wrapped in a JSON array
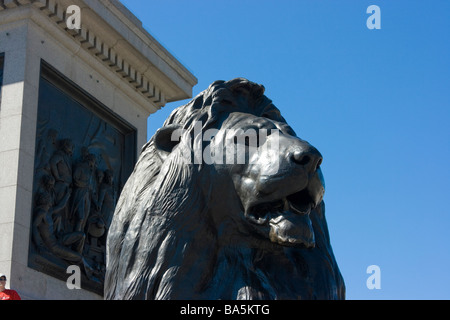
[{"x1": 105, "y1": 78, "x2": 345, "y2": 299}]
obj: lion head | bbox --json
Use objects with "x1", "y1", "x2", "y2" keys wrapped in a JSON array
[{"x1": 105, "y1": 78, "x2": 345, "y2": 300}]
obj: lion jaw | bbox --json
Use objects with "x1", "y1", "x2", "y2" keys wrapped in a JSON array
[
  {"x1": 269, "y1": 209, "x2": 315, "y2": 248},
  {"x1": 244, "y1": 191, "x2": 316, "y2": 248}
]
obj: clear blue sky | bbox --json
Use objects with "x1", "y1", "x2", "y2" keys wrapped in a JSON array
[{"x1": 120, "y1": 0, "x2": 450, "y2": 300}]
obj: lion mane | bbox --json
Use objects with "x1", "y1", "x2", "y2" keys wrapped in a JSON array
[{"x1": 105, "y1": 78, "x2": 345, "y2": 300}]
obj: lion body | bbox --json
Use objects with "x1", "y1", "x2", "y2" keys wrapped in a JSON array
[{"x1": 105, "y1": 78, "x2": 345, "y2": 300}]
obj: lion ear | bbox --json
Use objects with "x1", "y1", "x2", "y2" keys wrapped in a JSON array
[{"x1": 153, "y1": 124, "x2": 183, "y2": 159}]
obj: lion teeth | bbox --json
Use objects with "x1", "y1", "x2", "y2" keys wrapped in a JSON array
[{"x1": 283, "y1": 198, "x2": 290, "y2": 211}]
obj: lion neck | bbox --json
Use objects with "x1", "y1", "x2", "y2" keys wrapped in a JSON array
[{"x1": 191, "y1": 174, "x2": 278, "y2": 299}]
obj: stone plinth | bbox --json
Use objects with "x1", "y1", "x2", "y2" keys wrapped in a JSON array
[{"x1": 0, "y1": 0, "x2": 197, "y2": 300}]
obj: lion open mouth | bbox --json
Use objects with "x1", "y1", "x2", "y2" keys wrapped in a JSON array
[{"x1": 245, "y1": 188, "x2": 316, "y2": 248}]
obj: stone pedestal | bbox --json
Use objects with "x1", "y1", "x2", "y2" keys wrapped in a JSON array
[{"x1": 0, "y1": 0, "x2": 197, "y2": 299}]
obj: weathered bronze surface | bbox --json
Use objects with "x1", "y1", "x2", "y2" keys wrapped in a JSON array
[
  {"x1": 105, "y1": 78, "x2": 345, "y2": 300},
  {"x1": 29, "y1": 63, "x2": 136, "y2": 295}
]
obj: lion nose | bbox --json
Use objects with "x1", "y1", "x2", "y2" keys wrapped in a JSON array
[{"x1": 291, "y1": 147, "x2": 323, "y2": 173}]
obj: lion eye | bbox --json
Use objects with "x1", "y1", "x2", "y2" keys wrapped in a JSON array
[
  {"x1": 233, "y1": 135, "x2": 260, "y2": 147},
  {"x1": 222, "y1": 99, "x2": 234, "y2": 105}
]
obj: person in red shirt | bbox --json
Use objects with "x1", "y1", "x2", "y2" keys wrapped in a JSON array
[{"x1": 0, "y1": 274, "x2": 21, "y2": 300}]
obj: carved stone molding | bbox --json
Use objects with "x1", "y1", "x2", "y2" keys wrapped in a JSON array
[{"x1": 0, "y1": 0, "x2": 197, "y2": 110}]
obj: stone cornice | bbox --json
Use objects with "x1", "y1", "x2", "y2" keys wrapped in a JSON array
[{"x1": 0, "y1": 0, "x2": 197, "y2": 111}]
